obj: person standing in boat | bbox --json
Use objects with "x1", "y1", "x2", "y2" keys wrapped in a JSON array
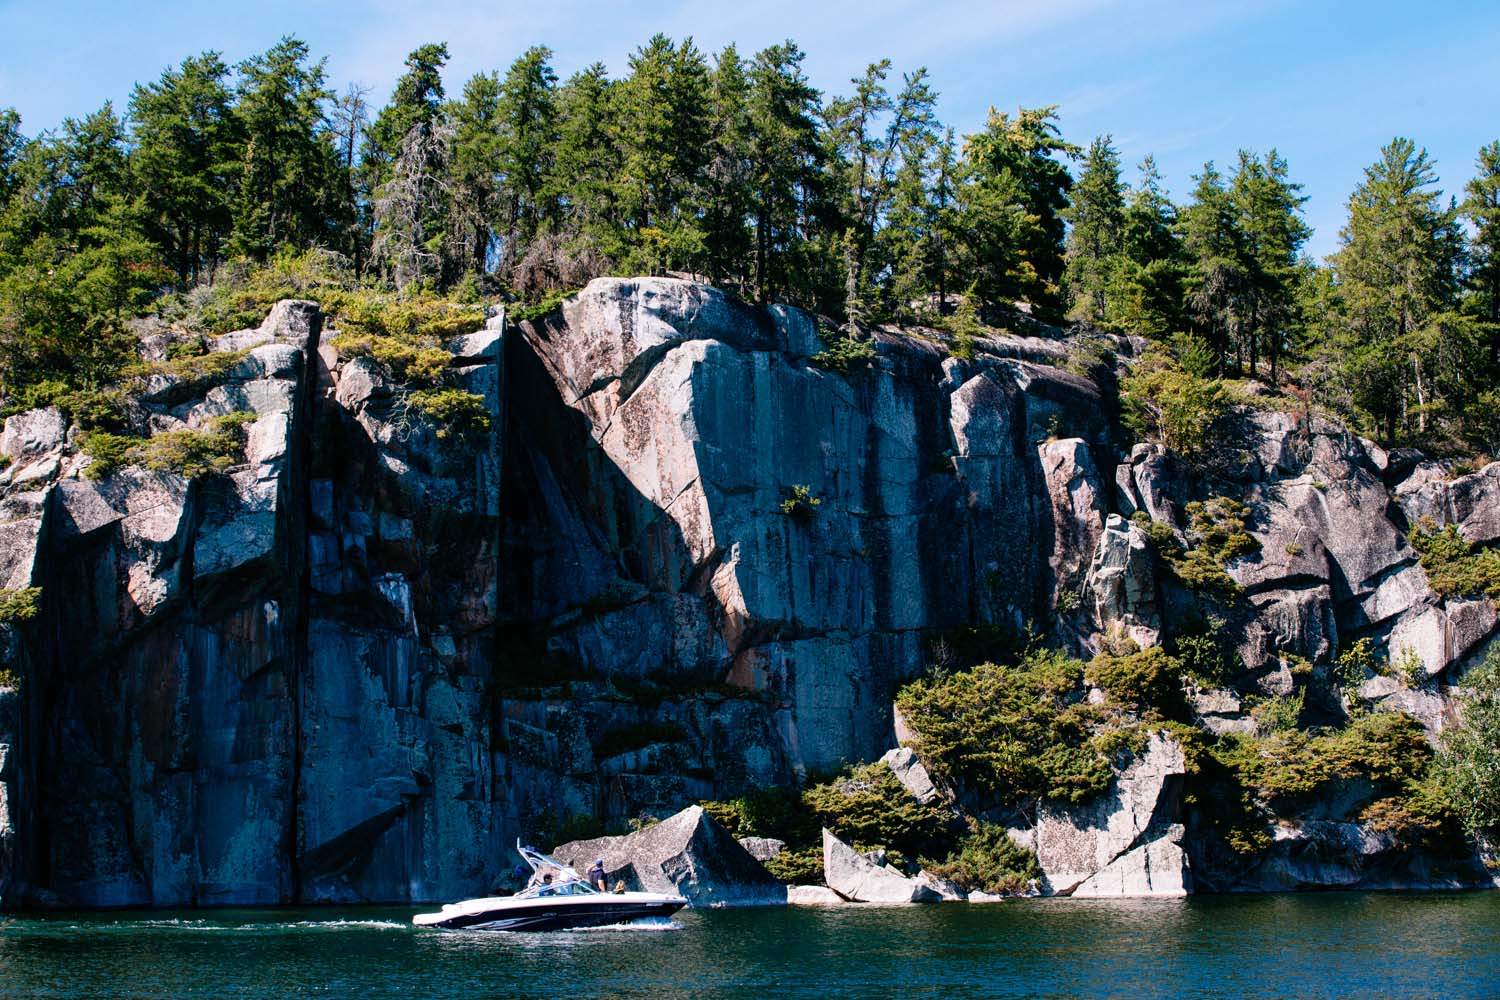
[{"x1": 587, "y1": 858, "x2": 607, "y2": 891}]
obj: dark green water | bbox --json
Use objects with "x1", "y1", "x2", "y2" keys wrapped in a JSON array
[{"x1": 1, "y1": 892, "x2": 1497, "y2": 999}]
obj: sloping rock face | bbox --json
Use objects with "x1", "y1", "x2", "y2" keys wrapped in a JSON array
[
  {"x1": 1023, "y1": 731, "x2": 1191, "y2": 897},
  {"x1": 553, "y1": 805, "x2": 784, "y2": 906},
  {"x1": 822, "y1": 828, "x2": 940, "y2": 903}
]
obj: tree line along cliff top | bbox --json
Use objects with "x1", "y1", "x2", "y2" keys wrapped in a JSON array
[{"x1": 1, "y1": 33, "x2": 1498, "y2": 460}]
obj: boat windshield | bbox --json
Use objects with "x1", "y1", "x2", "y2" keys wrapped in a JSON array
[{"x1": 515, "y1": 842, "x2": 601, "y2": 898}]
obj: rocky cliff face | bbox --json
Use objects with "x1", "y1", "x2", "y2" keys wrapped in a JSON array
[{"x1": 0, "y1": 276, "x2": 1494, "y2": 906}]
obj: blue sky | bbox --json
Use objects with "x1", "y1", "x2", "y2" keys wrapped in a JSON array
[{"x1": 2, "y1": 0, "x2": 1496, "y2": 259}]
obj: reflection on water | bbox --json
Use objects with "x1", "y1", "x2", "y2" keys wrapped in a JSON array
[{"x1": 0, "y1": 892, "x2": 1496, "y2": 999}]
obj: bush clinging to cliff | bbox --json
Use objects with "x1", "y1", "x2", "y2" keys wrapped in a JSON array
[
  {"x1": 408, "y1": 389, "x2": 491, "y2": 441},
  {"x1": 1436, "y1": 656, "x2": 1500, "y2": 835},
  {"x1": 922, "y1": 821, "x2": 1039, "y2": 895},
  {"x1": 895, "y1": 650, "x2": 1118, "y2": 807},
  {"x1": 1409, "y1": 516, "x2": 1500, "y2": 601},
  {"x1": 0, "y1": 586, "x2": 42, "y2": 623}
]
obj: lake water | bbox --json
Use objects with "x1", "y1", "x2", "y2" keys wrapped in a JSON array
[{"x1": 1, "y1": 892, "x2": 1497, "y2": 999}]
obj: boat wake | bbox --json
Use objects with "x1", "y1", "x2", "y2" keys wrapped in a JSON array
[{"x1": 64, "y1": 918, "x2": 410, "y2": 934}]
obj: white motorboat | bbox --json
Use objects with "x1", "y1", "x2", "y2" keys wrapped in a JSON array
[{"x1": 412, "y1": 842, "x2": 687, "y2": 932}]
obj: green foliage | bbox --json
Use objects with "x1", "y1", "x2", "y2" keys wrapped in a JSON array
[
  {"x1": 0, "y1": 586, "x2": 42, "y2": 623},
  {"x1": 1250, "y1": 689, "x2": 1305, "y2": 734},
  {"x1": 593, "y1": 720, "x2": 688, "y2": 759},
  {"x1": 922, "y1": 821, "x2": 1039, "y2": 895},
  {"x1": 83, "y1": 412, "x2": 255, "y2": 480},
  {"x1": 138, "y1": 411, "x2": 256, "y2": 478},
  {"x1": 702, "y1": 762, "x2": 950, "y2": 885},
  {"x1": 1138, "y1": 498, "x2": 1256, "y2": 596},
  {"x1": 811, "y1": 330, "x2": 877, "y2": 375},
  {"x1": 895, "y1": 649, "x2": 1120, "y2": 807},
  {"x1": 701, "y1": 786, "x2": 816, "y2": 844},
  {"x1": 778, "y1": 484, "x2": 822, "y2": 518},
  {"x1": 1186, "y1": 497, "x2": 1260, "y2": 562},
  {"x1": 1174, "y1": 615, "x2": 1240, "y2": 685},
  {"x1": 1436, "y1": 655, "x2": 1500, "y2": 835},
  {"x1": 1409, "y1": 516, "x2": 1500, "y2": 601},
  {"x1": 407, "y1": 389, "x2": 491, "y2": 441},
  {"x1": 1119, "y1": 347, "x2": 1229, "y2": 458},
  {"x1": 762, "y1": 846, "x2": 824, "y2": 884},
  {"x1": 1212, "y1": 711, "x2": 1432, "y2": 812},
  {"x1": 509, "y1": 289, "x2": 577, "y2": 324},
  {"x1": 80, "y1": 430, "x2": 138, "y2": 480},
  {"x1": 1197, "y1": 709, "x2": 1453, "y2": 856},
  {"x1": 802, "y1": 761, "x2": 952, "y2": 862},
  {"x1": 1085, "y1": 646, "x2": 1184, "y2": 716},
  {"x1": 943, "y1": 289, "x2": 983, "y2": 361}
]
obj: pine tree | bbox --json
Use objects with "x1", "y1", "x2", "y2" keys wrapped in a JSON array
[
  {"x1": 368, "y1": 43, "x2": 452, "y2": 288},
  {"x1": 229, "y1": 37, "x2": 342, "y2": 259},
  {"x1": 1179, "y1": 161, "x2": 1244, "y2": 372},
  {"x1": 540, "y1": 63, "x2": 620, "y2": 288},
  {"x1": 1062, "y1": 135, "x2": 1124, "y2": 325},
  {"x1": 700, "y1": 45, "x2": 754, "y2": 289},
  {"x1": 1110, "y1": 155, "x2": 1185, "y2": 337},
  {"x1": 364, "y1": 42, "x2": 449, "y2": 187},
  {"x1": 1229, "y1": 149, "x2": 1309, "y2": 383},
  {"x1": 495, "y1": 46, "x2": 559, "y2": 276},
  {"x1": 128, "y1": 52, "x2": 240, "y2": 282},
  {"x1": 827, "y1": 62, "x2": 938, "y2": 326},
  {"x1": 0, "y1": 109, "x2": 21, "y2": 204},
  {"x1": 1331, "y1": 138, "x2": 1464, "y2": 441},
  {"x1": 744, "y1": 41, "x2": 826, "y2": 304},
  {"x1": 449, "y1": 71, "x2": 502, "y2": 279},
  {"x1": 953, "y1": 106, "x2": 1077, "y2": 319},
  {"x1": 1464, "y1": 141, "x2": 1500, "y2": 329},
  {"x1": 615, "y1": 35, "x2": 711, "y2": 273}
]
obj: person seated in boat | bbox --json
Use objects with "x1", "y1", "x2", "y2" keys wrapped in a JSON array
[
  {"x1": 588, "y1": 858, "x2": 607, "y2": 891},
  {"x1": 536, "y1": 872, "x2": 558, "y2": 896},
  {"x1": 612, "y1": 880, "x2": 627, "y2": 894}
]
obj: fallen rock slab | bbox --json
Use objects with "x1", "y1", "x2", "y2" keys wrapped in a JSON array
[
  {"x1": 786, "y1": 884, "x2": 845, "y2": 906},
  {"x1": 1033, "y1": 731, "x2": 1191, "y2": 897},
  {"x1": 823, "y1": 829, "x2": 940, "y2": 904},
  {"x1": 738, "y1": 836, "x2": 786, "y2": 863},
  {"x1": 553, "y1": 805, "x2": 785, "y2": 907},
  {"x1": 879, "y1": 746, "x2": 942, "y2": 805}
]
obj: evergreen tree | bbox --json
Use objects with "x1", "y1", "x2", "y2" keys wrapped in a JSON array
[
  {"x1": 449, "y1": 71, "x2": 503, "y2": 278},
  {"x1": 1228, "y1": 149, "x2": 1309, "y2": 383},
  {"x1": 0, "y1": 109, "x2": 26, "y2": 206},
  {"x1": 128, "y1": 52, "x2": 240, "y2": 282},
  {"x1": 615, "y1": 34, "x2": 711, "y2": 273},
  {"x1": 744, "y1": 41, "x2": 825, "y2": 303},
  {"x1": 827, "y1": 62, "x2": 938, "y2": 326},
  {"x1": 954, "y1": 106, "x2": 1076, "y2": 318},
  {"x1": 229, "y1": 37, "x2": 342, "y2": 259},
  {"x1": 929, "y1": 126, "x2": 959, "y2": 314},
  {"x1": 495, "y1": 46, "x2": 559, "y2": 276},
  {"x1": 540, "y1": 63, "x2": 620, "y2": 288},
  {"x1": 1179, "y1": 161, "x2": 1244, "y2": 372},
  {"x1": 1330, "y1": 138, "x2": 1465, "y2": 441},
  {"x1": 1062, "y1": 135, "x2": 1124, "y2": 324},
  {"x1": 1464, "y1": 141, "x2": 1500, "y2": 329},
  {"x1": 364, "y1": 42, "x2": 449, "y2": 185},
  {"x1": 369, "y1": 43, "x2": 452, "y2": 288},
  {"x1": 1110, "y1": 155, "x2": 1185, "y2": 337},
  {"x1": 700, "y1": 45, "x2": 754, "y2": 288}
]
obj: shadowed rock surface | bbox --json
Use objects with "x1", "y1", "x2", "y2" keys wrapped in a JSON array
[{"x1": 0, "y1": 276, "x2": 1496, "y2": 908}]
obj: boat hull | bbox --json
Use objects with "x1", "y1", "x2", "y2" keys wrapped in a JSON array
[{"x1": 416, "y1": 896, "x2": 687, "y2": 932}]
